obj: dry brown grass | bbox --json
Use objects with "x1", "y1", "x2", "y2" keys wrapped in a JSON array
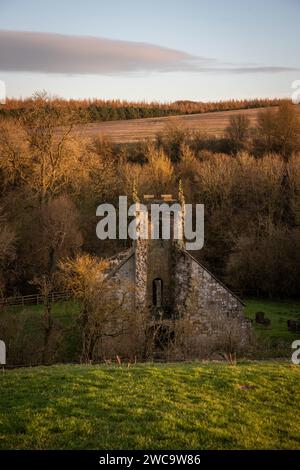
[{"x1": 70, "y1": 106, "x2": 300, "y2": 143}]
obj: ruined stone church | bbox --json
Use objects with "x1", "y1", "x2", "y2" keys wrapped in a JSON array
[{"x1": 107, "y1": 193, "x2": 250, "y2": 354}]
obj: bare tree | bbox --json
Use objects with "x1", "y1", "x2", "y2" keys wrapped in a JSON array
[
  {"x1": 0, "y1": 91, "x2": 84, "y2": 204},
  {"x1": 255, "y1": 102, "x2": 300, "y2": 160},
  {"x1": 0, "y1": 207, "x2": 16, "y2": 296},
  {"x1": 31, "y1": 275, "x2": 62, "y2": 364},
  {"x1": 225, "y1": 114, "x2": 251, "y2": 154}
]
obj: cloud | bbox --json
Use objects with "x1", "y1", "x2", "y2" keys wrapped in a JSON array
[{"x1": 0, "y1": 30, "x2": 297, "y2": 75}]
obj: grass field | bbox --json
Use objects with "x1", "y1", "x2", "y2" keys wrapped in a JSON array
[
  {"x1": 0, "y1": 361, "x2": 299, "y2": 450},
  {"x1": 245, "y1": 299, "x2": 300, "y2": 342},
  {"x1": 70, "y1": 106, "x2": 300, "y2": 143},
  {"x1": 9, "y1": 300, "x2": 81, "y2": 327}
]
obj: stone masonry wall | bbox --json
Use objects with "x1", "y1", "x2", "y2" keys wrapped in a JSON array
[
  {"x1": 134, "y1": 239, "x2": 148, "y2": 310},
  {"x1": 174, "y1": 250, "x2": 250, "y2": 343},
  {"x1": 108, "y1": 251, "x2": 135, "y2": 323}
]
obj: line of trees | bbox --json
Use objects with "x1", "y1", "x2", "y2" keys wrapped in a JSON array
[{"x1": 0, "y1": 95, "x2": 285, "y2": 123}]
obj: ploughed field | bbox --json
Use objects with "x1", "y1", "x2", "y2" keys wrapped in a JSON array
[
  {"x1": 0, "y1": 361, "x2": 299, "y2": 449},
  {"x1": 69, "y1": 106, "x2": 300, "y2": 143}
]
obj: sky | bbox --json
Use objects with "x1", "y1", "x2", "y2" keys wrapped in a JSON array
[{"x1": 0, "y1": 0, "x2": 299, "y2": 102}]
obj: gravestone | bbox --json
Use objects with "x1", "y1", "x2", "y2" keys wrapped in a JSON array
[
  {"x1": 287, "y1": 319, "x2": 300, "y2": 332},
  {"x1": 255, "y1": 311, "x2": 271, "y2": 326},
  {"x1": 255, "y1": 311, "x2": 265, "y2": 323},
  {"x1": 0, "y1": 340, "x2": 6, "y2": 365}
]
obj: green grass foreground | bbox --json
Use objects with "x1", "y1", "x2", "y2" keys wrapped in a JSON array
[{"x1": 0, "y1": 362, "x2": 299, "y2": 450}]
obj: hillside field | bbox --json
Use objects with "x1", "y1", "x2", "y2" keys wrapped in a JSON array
[
  {"x1": 0, "y1": 361, "x2": 299, "y2": 450},
  {"x1": 71, "y1": 106, "x2": 300, "y2": 143}
]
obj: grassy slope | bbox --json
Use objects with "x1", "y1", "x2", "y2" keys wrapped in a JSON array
[
  {"x1": 0, "y1": 362, "x2": 299, "y2": 450},
  {"x1": 1, "y1": 300, "x2": 80, "y2": 328},
  {"x1": 245, "y1": 299, "x2": 300, "y2": 342}
]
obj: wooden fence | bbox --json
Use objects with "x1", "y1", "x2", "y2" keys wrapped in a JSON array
[
  {"x1": 0, "y1": 291, "x2": 72, "y2": 308},
  {"x1": 0, "y1": 290, "x2": 244, "y2": 309}
]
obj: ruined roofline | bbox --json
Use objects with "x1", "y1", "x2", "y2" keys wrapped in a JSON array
[
  {"x1": 106, "y1": 248, "x2": 134, "y2": 280},
  {"x1": 182, "y1": 250, "x2": 245, "y2": 307},
  {"x1": 106, "y1": 246, "x2": 244, "y2": 307}
]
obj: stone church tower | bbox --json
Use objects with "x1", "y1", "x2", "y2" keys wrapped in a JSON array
[
  {"x1": 107, "y1": 191, "x2": 250, "y2": 355},
  {"x1": 134, "y1": 194, "x2": 183, "y2": 319}
]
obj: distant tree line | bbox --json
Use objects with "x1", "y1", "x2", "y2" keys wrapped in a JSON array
[{"x1": 0, "y1": 95, "x2": 285, "y2": 123}]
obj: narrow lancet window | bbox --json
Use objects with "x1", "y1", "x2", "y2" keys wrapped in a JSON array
[{"x1": 153, "y1": 278, "x2": 163, "y2": 307}]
